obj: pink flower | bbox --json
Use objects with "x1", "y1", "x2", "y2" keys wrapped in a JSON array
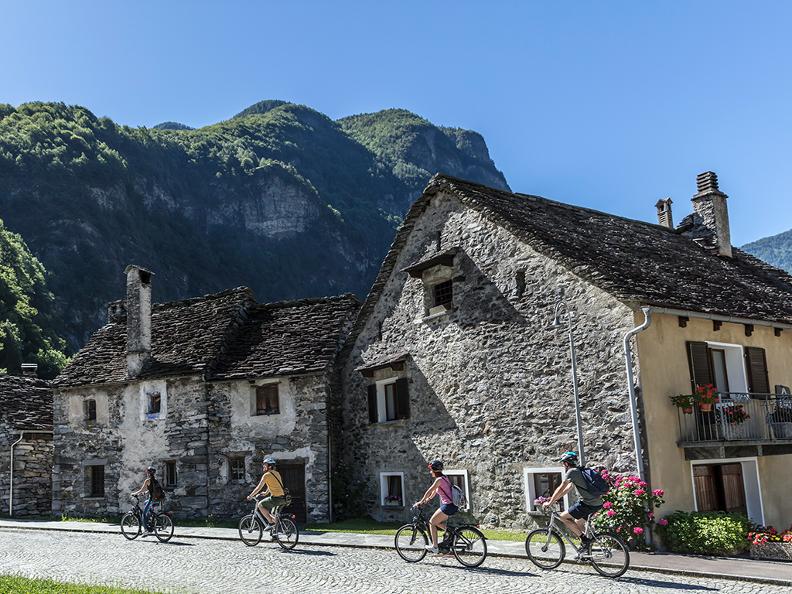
[
  {"x1": 658, "y1": 518, "x2": 668, "y2": 527},
  {"x1": 616, "y1": 527, "x2": 621, "y2": 533},
  {"x1": 652, "y1": 489, "x2": 664, "y2": 497},
  {"x1": 602, "y1": 501, "x2": 613, "y2": 509},
  {"x1": 633, "y1": 527, "x2": 644, "y2": 536},
  {"x1": 606, "y1": 510, "x2": 616, "y2": 517},
  {"x1": 633, "y1": 488, "x2": 646, "y2": 496},
  {"x1": 647, "y1": 512, "x2": 654, "y2": 520}
]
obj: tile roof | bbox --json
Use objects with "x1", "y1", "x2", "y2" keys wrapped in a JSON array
[
  {"x1": 211, "y1": 294, "x2": 360, "y2": 379},
  {"x1": 55, "y1": 288, "x2": 358, "y2": 388},
  {"x1": 0, "y1": 375, "x2": 52, "y2": 431},
  {"x1": 344, "y1": 174, "x2": 792, "y2": 351}
]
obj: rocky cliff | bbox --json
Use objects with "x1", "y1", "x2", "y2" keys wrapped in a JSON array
[{"x1": 0, "y1": 101, "x2": 508, "y2": 350}]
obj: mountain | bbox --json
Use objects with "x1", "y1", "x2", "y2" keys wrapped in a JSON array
[
  {"x1": 0, "y1": 100, "x2": 508, "y2": 350},
  {"x1": 152, "y1": 121, "x2": 193, "y2": 131},
  {"x1": 743, "y1": 229, "x2": 792, "y2": 273},
  {"x1": 0, "y1": 217, "x2": 67, "y2": 377}
]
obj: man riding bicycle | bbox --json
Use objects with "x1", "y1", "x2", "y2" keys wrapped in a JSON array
[
  {"x1": 543, "y1": 451, "x2": 603, "y2": 548},
  {"x1": 246, "y1": 457, "x2": 286, "y2": 530}
]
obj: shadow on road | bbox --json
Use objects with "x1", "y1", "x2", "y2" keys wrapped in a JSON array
[
  {"x1": 615, "y1": 576, "x2": 719, "y2": 591},
  {"x1": 436, "y1": 563, "x2": 535, "y2": 578},
  {"x1": 277, "y1": 548, "x2": 335, "y2": 557}
]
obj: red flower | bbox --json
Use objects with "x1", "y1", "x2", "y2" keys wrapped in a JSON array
[
  {"x1": 652, "y1": 489, "x2": 664, "y2": 497},
  {"x1": 633, "y1": 488, "x2": 646, "y2": 496},
  {"x1": 633, "y1": 527, "x2": 644, "y2": 536},
  {"x1": 658, "y1": 518, "x2": 668, "y2": 527},
  {"x1": 602, "y1": 501, "x2": 613, "y2": 509}
]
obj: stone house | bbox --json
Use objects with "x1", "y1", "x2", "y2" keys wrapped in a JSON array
[
  {"x1": 0, "y1": 366, "x2": 53, "y2": 517},
  {"x1": 338, "y1": 172, "x2": 792, "y2": 530},
  {"x1": 53, "y1": 266, "x2": 358, "y2": 522}
]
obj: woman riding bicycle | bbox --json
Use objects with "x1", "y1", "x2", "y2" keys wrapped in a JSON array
[
  {"x1": 130, "y1": 466, "x2": 163, "y2": 537},
  {"x1": 415, "y1": 459, "x2": 457, "y2": 553}
]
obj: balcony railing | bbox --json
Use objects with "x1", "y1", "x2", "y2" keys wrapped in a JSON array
[{"x1": 676, "y1": 392, "x2": 792, "y2": 445}]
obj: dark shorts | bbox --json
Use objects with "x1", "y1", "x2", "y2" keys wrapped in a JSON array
[
  {"x1": 259, "y1": 495, "x2": 287, "y2": 511},
  {"x1": 440, "y1": 503, "x2": 459, "y2": 516},
  {"x1": 568, "y1": 501, "x2": 602, "y2": 520}
]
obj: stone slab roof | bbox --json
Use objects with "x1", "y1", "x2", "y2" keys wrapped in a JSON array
[
  {"x1": 0, "y1": 375, "x2": 52, "y2": 431},
  {"x1": 211, "y1": 294, "x2": 360, "y2": 379},
  {"x1": 345, "y1": 174, "x2": 792, "y2": 352},
  {"x1": 56, "y1": 288, "x2": 359, "y2": 388}
]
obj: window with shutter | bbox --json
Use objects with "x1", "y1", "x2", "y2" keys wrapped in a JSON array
[
  {"x1": 686, "y1": 341, "x2": 714, "y2": 391},
  {"x1": 394, "y1": 378, "x2": 410, "y2": 420},
  {"x1": 367, "y1": 384, "x2": 378, "y2": 424},
  {"x1": 745, "y1": 347, "x2": 770, "y2": 395}
]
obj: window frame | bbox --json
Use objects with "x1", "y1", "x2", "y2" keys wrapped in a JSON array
[
  {"x1": 444, "y1": 469, "x2": 471, "y2": 510},
  {"x1": 379, "y1": 471, "x2": 405, "y2": 508},
  {"x1": 255, "y1": 383, "x2": 280, "y2": 416},
  {"x1": 372, "y1": 378, "x2": 410, "y2": 423},
  {"x1": 85, "y1": 464, "x2": 105, "y2": 498},
  {"x1": 164, "y1": 461, "x2": 177, "y2": 489},
  {"x1": 523, "y1": 466, "x2": 570, "y2": 512},
  {"x1": 84, "y1": 399, "x2": 97, "y2": 422},
  {"x1": 431, "y1": 279, "x2": 453, "y2": 309},
  {"x1": 229, "y1": 456, "x2": 246, "y2": 482}
]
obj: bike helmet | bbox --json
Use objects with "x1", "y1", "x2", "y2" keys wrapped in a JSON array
[
  {"x1": 262, "y1": 457, "x2": 277, "y2": 466},
  {"x1": 559, "y1": 451, "x2": 578, "y2": 464},
  {"x1": 146, "y1": 466, "x2": 156, "y2": 474},
  {"x1": 427, "y1": 459, "x2": 444, "y2": 471}
]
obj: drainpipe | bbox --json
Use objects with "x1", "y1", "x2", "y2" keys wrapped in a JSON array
[
  {"x1": 9, "y1": 430, "x2": 53, "y2": 516},
  {"x1": 623, "y1": 307, "x2": 652, "y2": 482}
]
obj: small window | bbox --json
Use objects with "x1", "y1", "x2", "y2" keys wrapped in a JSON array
[
  {"x1": 432, "y1": 280, "x2": 453, "y2": 308},
  {"x1": 255, "y1": 385, "x2": 280, "y2": 415},
  {"x1": 368, "y1": 379, "x2": 410, "y2": 424},
  {"x1": 84, "y1": 399, "x2": 97, "y2": 422},
  {"x1": 86, "y1": 465, "x2": 105, "y2": 498},
  {"x1": 146, "y1": 392, "x2": 162, "y2": 416},
  {"x1": 165, "y1": 461, "x2": 177, "y2": 488},
  {"x1": 380, "y1": 472, "x2": 405, "y2": 507},
  {"x1": 230, "y1": 457, "x2": 246, "y2": 482},
  {"x1": 444, "y1": 470, "x2": 471, "y2": 510},
  {"x1": 524, "y1": 467, "x2": 566, "y2": 511}
]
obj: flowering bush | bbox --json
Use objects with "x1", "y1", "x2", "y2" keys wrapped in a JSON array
[
  {"x1": 747, "y1": 525, "x2": 792, "y2": 545},
  {"x1": 533, "y1": 496, "x2": 551, "y2": 508},
  {"x1": 591, "y1": 473, "x2": 665, "y2": 551}
]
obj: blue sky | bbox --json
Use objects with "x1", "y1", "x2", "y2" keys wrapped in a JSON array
[{"x1": 2, "y1": 1, "x2": 791, "y2": 244}]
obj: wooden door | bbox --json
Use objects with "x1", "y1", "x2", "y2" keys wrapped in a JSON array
[
  {"x1": 278, "y1": 462, "x2": 307, "y2": 524},
  {"x1": 693, "y1": 465, "x2": 719, "y2": 512},
  {"x1": 720, "y1": 464, "x2": 747, "y2": 515}
]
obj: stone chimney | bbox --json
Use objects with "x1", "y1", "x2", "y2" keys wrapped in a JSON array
[
  {"x1": 21, "y1": 363, "x2": 38, "y2": 377},
  {"x1": 691, "y1": 171, "x2": 732, "y2": 258},
  {"x1": 124, "y1": 265, "x2": 154, "y2": 378},
  {"x1": 655, "y1": 198, "x2": 674, "y2": 229}
]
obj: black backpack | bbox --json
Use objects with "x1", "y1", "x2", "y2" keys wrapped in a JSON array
[
  {"x1": 581, "y1": 467, "x2": 610, "y2": 497},
  {"x1": 150, "y1": 478, "x2": 166, "y2": 501}
]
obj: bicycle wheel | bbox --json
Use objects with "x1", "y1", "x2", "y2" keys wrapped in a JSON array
[
  {"x1": 275, "y1": 517, "x2": 299, "y2": 550},
  {"x1": 394, "y1": 525, "x2": 428, "y2": 563},
  {"x1": 452, "y1": 526, "x2": 487, "y2": 568},
  {"x1": 153, "y1": 513, "x2": 174, "y2": 543},
  {"x1": 588, "y1": 531, "x2": 630, "y2": 578},
  {"x1": 525, "y1": 528, "x2": 565, "y2": 570},
  {"x1": 120, "y1": 512, "x2": 140, "y2": 540},
  {"x1": 238, "y1": 514, "x2": 263, "y2": 546}
]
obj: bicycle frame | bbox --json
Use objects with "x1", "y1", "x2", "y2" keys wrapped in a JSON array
[{"x1": 544, "y1": 507, "x2": 594, "y2": 554}]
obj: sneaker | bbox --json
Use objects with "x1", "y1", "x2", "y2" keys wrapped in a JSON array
[
  {"x1": 425, "y1": 545, "x2": 439, "y2": 554},
  {"x1": 141, "y1": 531, "x2": 152, "y2": 538}
]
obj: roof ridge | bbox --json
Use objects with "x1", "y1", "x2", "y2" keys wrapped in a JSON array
[
  {"x1": 153, "y1": 287, "x2": 253, "y2": 311},
  {"x1": 252, "y1": 293, "x2": 360, "y2": 311}
]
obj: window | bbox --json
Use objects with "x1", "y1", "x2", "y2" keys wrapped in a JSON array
[
  {"x1": 255, "y1": 384, "x2": 280, "y2": 415},
  {"x1": 432, "y1": 280, "x2": 453, "y2": 309},
  {"x1": 444, "y1": 469, "x2": 471, "y2": 510},
  {"x1": 367, "y1": 378, "x2": 410, "y2": 423},
  {"x1": 380, "y1": 472, "x2": 405, "y2": 507},
  {"x1": 86, "y1": 465, "x2": 105, "y2": 498},
  {"x1": 146, "y1": 391, "x2": 162, "y2": 418},
  {"x1": 84, "y1": 399, "x2": 96, "y2": 422},
  {"x1": 165, "y1": 461, "x2": 177, "y2": 488},
  {"x1": 524, "y1": 467, "x2": 568, "y2": 511},
  {"x1": 230, "y1": 457, "x2": 246, "y2": 482}
]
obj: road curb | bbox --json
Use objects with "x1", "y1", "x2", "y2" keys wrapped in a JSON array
[{"x1": 1, "y1": 523, "x2": 790, "y2": 588}]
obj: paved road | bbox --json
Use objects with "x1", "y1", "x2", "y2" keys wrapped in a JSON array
[{"x1": 0, "y1": 528, "x2": 783, "y2": 593}]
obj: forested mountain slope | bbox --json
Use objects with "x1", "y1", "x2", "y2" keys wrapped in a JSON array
[
  {"x1": 743, "y1": 229, "x2": 792, "y2": 274},
  {"x1": 0, "y1": 100, "x2": 508, "y2": 349}
]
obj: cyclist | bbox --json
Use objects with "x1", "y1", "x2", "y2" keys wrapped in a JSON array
[
  {"x1": 543, "y1": 451, "x2": 603, "y2": 549},
  {"x1": 131, "y1": 466, "x2": 163, "y2": 537},
  {"x1": 415, "y1": 459, "x2": 457, "y2": 553},
  {"x1": 246, "y1": 457, "x2": 286, "y2": 530}
]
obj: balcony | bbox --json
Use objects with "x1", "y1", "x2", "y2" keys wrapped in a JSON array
[{"x1": 676, "y1": 392, "x2": 792, "y2": 447}]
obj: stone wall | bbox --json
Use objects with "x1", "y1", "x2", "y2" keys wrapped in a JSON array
[
  {"x1": 207, "y1": 375, "x2": 331, "y2": 522},
  {"x1": 339, "y1": 191, "x2": 639, "y2": 528},
  {"x1": 0, "y1": 425, "x2": 53, "y2": 516}
]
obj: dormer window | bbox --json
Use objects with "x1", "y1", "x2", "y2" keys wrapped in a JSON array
[
  {"x1": 432, "y1": 280, "x2": 453, "y2": 309},
  {"x1": 402, "y1": 247, "x2": 459, "y2": 319}
]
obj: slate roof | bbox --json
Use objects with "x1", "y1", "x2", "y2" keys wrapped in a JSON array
[
  {"x1": 56, "y1": 288, "x2": 359, "y2": 388},
  {"x1": 211, "y1": 294, "x2": 360, "y2": 379},
  {"x1": 345, "y1": 174, "x2": 792, "y2": 349},
  {"x1": 0, "y1": 375, "x2": 52, "y2": 431}
]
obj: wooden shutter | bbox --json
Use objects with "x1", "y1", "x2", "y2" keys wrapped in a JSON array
[
  {"x1": 395, "y1": 378, "x2": 410, "y2": 420},
  {"x1": 367, "y1": 384, "x2": 378, "y2": 424},
  {"x1": 745, "y1": 347, "x2": 770, "y2": 395},
  {"x1": 693, "y1": 465, "x2": 718, "y2": 512},
  {"x1": 686, "y1": 341, "x2": 713, "y2": 391},
  {"x1": 720, "y1": 464, "x2": 747, "y2": 515}
]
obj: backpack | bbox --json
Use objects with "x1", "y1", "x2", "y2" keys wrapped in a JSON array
[
  {"x1": 150, "y1": 478, "x2": 166, "y2": 501},
  {"x1": 581, "y1": 467, "x2": 610, "y2": 497},
  {"x1": 442, "y1": 476, "x2": 467, "y2": 508}
]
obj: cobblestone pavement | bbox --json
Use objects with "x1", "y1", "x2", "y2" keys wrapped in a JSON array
[{"x1": 0, "y1": 528, "x2": 784, "y2": 594}]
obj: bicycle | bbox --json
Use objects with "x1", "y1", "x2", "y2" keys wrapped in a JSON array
[
  {"x1": 120, "y1": 494, "x2": 174, "y2": 543},
  {"x1": 238, "y1": 495, "x2": 299, "y2": 550},
  {"x1": 394, "y1": 505, "x2": 487, "y2": 568},
  {"x1": 524, "y1": 503, "x2": 629, "y2": 578}
]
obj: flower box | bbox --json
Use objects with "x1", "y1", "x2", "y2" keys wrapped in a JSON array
[{"x1": 749, "y1": 542, "x2": 792, "y2": 561}]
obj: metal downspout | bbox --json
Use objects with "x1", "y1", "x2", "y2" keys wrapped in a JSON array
[{"x1": 623, "y1": 307, "x2": 652, "y2": 482}]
